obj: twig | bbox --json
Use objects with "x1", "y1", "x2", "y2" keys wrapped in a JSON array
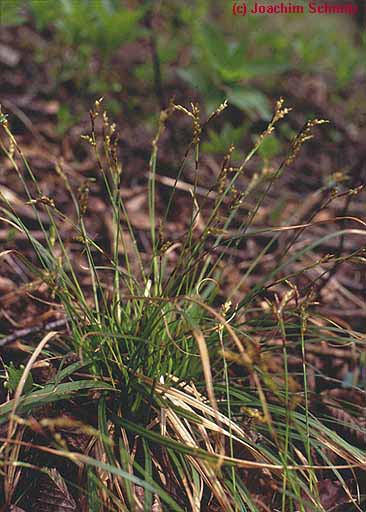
[{"x1": 0, "y1": 318, "x2": 68, "y2": 348}]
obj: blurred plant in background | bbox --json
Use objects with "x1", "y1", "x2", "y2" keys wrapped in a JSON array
[
  {"x1": 1, "y1": 0, "x2": 145, "y2": 99},
  {"x1": 179, "y1": 3, "x2": 364, "y2": 117},
  {"x1": 0, "y1": 0, "x2": 364, "y2": 139}
]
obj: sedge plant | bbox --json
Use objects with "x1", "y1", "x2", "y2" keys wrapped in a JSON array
[{"x1": 0, "y1": 99, "x2": 365, "y2": 511}]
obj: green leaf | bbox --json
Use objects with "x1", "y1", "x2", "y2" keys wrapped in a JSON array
[
  {"x1": 30, "y1": 0, "x2": 62, "y2": 30},
  {"x1": 0, "y1": 380, "x2": 114, "y2": 424},
  {"x1": 5, "y1": 362, "x2": 34, "y2": 394},
  {"x1": 200, "y1": 23, "x2": 230, "y2": 69},
  {"x1": 78, "y1": 452, "x2": 184, "y2": 512},
  {"x1": 203, "y1": 122, "x2": 249, "y2": 155},
  {"x1": 218, "y1": 61, "x2": 289, "y2": 82},
  {"x1": 0, "y1": 0, "x2": 25, "y2": 26},
  {"x1": 227, "y1": 89, "x2": 271, "y2": 120},
  {"x1": 177, "y1": 68, "x2": 224, "y2": 112},
  {"x1": 97, "y1": 7, "x2": 144, "y2": 53},
  {"x1": 177, "y1": 67, "x2": 210, "y2": 92},
  {"x1": 258, "y1": 134, "x2": 281, "y2": 159}
]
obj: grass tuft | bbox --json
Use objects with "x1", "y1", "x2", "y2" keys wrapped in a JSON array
[{"x1": 0, "y1": 99, "x2": 365, "y2": 511}]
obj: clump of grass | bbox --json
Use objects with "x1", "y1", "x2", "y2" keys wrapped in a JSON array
[{"x1": 0, "y1": 99, "x2": 365, "y2": 511}]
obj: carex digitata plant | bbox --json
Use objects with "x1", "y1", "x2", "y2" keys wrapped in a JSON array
[{"x1": 0, "y1": 98, "x2": 365, "y2": 511}]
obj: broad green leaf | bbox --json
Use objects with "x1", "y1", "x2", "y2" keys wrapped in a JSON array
[
  {"x1": 227, "y1": 89, "x2": 271, "y2": 119},
  {"x1": 200, "y1": 23, "x2": 230, "y2": 68}
]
